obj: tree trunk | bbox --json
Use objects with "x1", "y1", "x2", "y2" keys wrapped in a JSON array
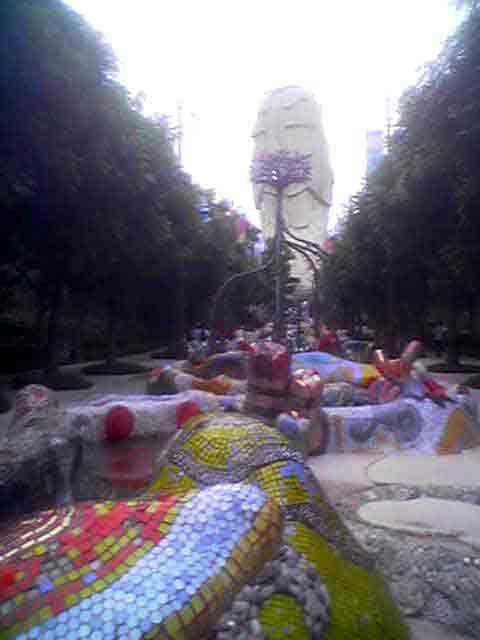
[
  {"x1": 446, "y1": 302, "x2": 459, "y2": 367},
  {"x1": 384, "y1": 280, "x2": 397, "y2": 357},
  {"x1": 45, "y1": 282, "x2": 64, "y2": 374},
  {"x1": 311, "y1": 271, "x2": 322, "y2": 329},
  {"x1": 69, "y1": 312, "x2": 84, "y2": 362},
  {"x1": 171, "y1": 260, "x2": 187, "y2": 359},
  {"x1": 273, "y1": 187, "x2": 285, "y2": 342},
  {"x1": 35, "y1": 303, "x2": 48, "y2": 352},
  {"x1": 106, "y1": 297, "x2": 117, "y2": 366}
]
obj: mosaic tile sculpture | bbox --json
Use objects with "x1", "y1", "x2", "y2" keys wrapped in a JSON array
[
  {"x1": 0, "y1": 405, "x2": 409, "y2": 639},
  {"x1": 189, "y1": 341, "x2": 480, "y2": 456},
  {"x1": 280, "y1": 395, "x2": 480, "y2": 455},
  {"x1": 0, "y1": 389, "x2": 224, "y2": 518},
  {"x1": 2, "y1": 334, "x2": 475, "y2": 637},
  {"x1": 291, "y1": 352, "x2": 380, "y2": 388},
  {"x1": 62, "y1": 392, "x2": 223, "y2": 443},
  {"x1": 184, "y1": 351, "x2": 249, "y2": 380},
  {"x1": 147, "y1": 367, "x2": 246, "y2": 397}
]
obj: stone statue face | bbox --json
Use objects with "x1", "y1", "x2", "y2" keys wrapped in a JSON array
[{"x1": 251, "y1": 86, "x2": 334, "y2": 215}]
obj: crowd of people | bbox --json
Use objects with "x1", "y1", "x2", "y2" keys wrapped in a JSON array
[{"x1": 187, "y1": 302, "x2": 377, "y2": 361}]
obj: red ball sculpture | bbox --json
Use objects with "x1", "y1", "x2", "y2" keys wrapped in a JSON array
[
  {"x1": 176, "y1": 401, "x2": 203, "y2": 429},
  {"x1": 104, "y1": 405, "x2": 135, "y2": 442}
]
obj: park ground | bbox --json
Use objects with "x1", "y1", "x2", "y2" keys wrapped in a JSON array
[{"x1": 1, "y1": 355, "x2": 480, "y2": 639}]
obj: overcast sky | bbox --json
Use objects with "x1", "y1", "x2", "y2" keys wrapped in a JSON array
[{"x1": 66, "y1": 0, "x2": 462, "y2": 229}]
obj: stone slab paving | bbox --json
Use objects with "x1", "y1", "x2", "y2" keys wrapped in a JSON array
[
  {"x1": 308, "y1": 439, "x2": 480, "y2": 637},
  {"x1": 319, "y1": 481, "x2": 480, "y2": 639},
  {"x1": 358, "y1": 497, "x2": 480, "y2": 548},
  {"x1": 409, "y1": 619, "x2": 471, "y2": 640},
  {"x1": 307, "y1": 452, "x2": 381, "y2": 498},
  {"x1": 367, "y1": 447, "x2": 480, "y2": 487}
]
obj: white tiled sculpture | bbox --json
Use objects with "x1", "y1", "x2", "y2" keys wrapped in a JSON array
[{"x1": 252, "y1": 86, "x2": 334, "y2": 290}]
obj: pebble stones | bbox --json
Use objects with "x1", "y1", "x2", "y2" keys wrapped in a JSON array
[
  {"x1": 211, "y1": 546, "x2": 330, "y2": 640},
  {"x1": 325, "y1": 479, "x2": 480, "y2": 635}
]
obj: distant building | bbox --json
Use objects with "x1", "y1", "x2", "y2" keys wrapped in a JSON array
[{"x1": 366, "y1": 130, "x2": 384, "y2": 176}]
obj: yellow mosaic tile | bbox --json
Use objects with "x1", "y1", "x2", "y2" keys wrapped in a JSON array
[
  {"x1": 191, "y1": 595, "x2": 203, "y2": 614},
  {"x1": 33, "y1": 545, "x2": 46, "y2": 556},
  {"x1": 93, "y1": 579, "x2": 106, "y2": 592},
  {"x1": 165, "y1": 614, "x2": 182, "y2": 635},
  {"x1": 126, "y1": 528, "x2": 138, "y2": 540},
  {"x1": 201, "y1": 585, "x2": 214, "y2": 604},
  {"x1": 260, "y1": 593, "x2": 309, "y2": 640},
  {"x1": 14, "y1": 593, "x2": 26, "y2": 607},
  {"x1": 65, "y1": 593, "x2": 78, "y2": 607}
]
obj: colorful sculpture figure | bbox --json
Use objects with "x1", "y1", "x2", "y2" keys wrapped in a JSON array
[
  {"x1": 0, "y1": 402, "x2": 408, "y2": 640},
  {"x1": 1, "y1": 338, "x2": 477, "y2": 638}
]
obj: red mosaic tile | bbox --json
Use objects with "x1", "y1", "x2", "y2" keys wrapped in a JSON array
[
  {"x1": 30, "y1": 558, "x2": 42, "y2": 578},
  {"x1": 83, "y1": 550, "x2": 95, "y2": 563},
  {"x1": 0, "y1": 566, "x2": 16, "y2": 589},
  {"x1": 59, "y1": 533, "x2": 75, "y2": 546},
  {"x1": 63, "y1": 579, "x2": 83, "y2": 596},
  {"x1": 134, "y1": 511, "x2": 151, "y2": 524},
  {"x1": 144, "y1": 530, "x2": 162, "y2": 544}
]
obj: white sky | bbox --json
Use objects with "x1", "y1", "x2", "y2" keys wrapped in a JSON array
[{"x1": 66, "y1": 0, "x2": 462, "y2": 229}]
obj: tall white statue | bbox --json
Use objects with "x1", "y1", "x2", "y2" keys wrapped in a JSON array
[{"x1": 251, "y1": 86, "x2": 334, "y2": 290}]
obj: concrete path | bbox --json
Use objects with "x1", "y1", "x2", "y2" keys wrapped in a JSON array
[
  {"x1": 0, "y1": 352, "x2": 175, "y2": 435},
  {"x1": 308, "y1": 452, "x2": 381, "y2": 493},
  {"x1": 367, "y1": 447, "x2": 480, "y2": 487},
  {"x1": 358, "y1": 497, "x2": 480, "y2": 548},
  {"x1": 409, "y1": 619, "x2": 468, "y2": 640}
]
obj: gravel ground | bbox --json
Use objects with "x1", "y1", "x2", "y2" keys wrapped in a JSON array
[{"x1": 326, "y1": 482, "x2": 480, "y2": 639}]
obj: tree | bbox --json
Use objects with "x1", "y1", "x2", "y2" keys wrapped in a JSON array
[
  {"x1": 250, "y1": 150, "x2": 312, "y2": 340},
  {"x1": 1, "y1": 0, "x2": 124, "y2": 382},
  {"x1": 322, "y1": 6, "x2": 480, "y2": 362},
  {"x1": 0, "y1": 0, "x2": 199, "y2": 379}
]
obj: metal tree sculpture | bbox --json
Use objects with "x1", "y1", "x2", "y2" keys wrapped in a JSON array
[
  {"x1": 284, "y1": 228, "x2": 330, "y2": 327},
  {"x1": 251, "y1": 150, "x2": 312, "y2": 340}
]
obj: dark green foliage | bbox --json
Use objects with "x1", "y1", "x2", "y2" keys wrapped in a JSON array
[
  {"x1": 0, "y1": 0, "x2": 261, "y2": 371},
  {"x1": 13, "y1": 370, "x2": 93, "y2": 391},
  {"x1": 321, "y1": 6, "x2": 480, "y2": 359}
]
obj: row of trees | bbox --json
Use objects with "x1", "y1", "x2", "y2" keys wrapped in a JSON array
[
  {"x1": 0, "y1": 0, "x2": 263, "y2": 381},
  {"x1": 321, "y1": 2, "x2": 480, "y2": 363}
]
